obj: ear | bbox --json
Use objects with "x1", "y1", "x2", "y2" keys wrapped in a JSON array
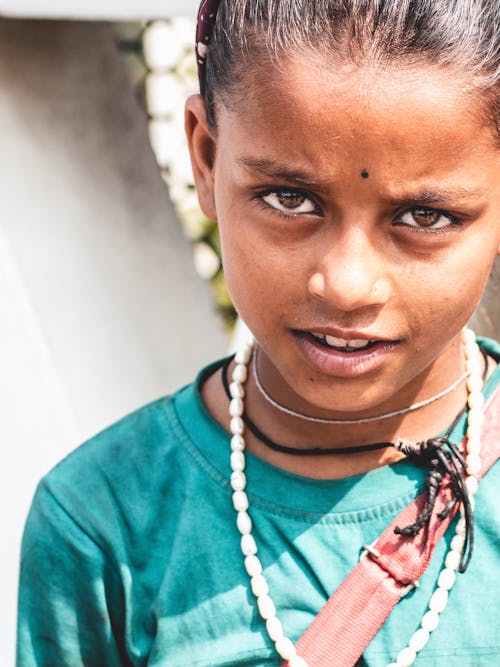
[{"x1": 185, "y1": 94, "x2": 217, "y2": 221}]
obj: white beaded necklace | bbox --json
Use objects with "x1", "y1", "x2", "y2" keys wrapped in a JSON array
[{"x1": 228, "y1": 328, "x2": 484, "y2": 667}]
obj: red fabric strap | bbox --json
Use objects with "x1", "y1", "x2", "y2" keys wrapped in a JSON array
[{"x1": 282, "y1": 386, "x2": 500, "y2": 667}]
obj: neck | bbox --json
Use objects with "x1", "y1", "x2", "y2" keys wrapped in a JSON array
[
  {"x1": 242, "y1": 367, "x2": 469, "y2": 479},
  {"x1": 201, "y1": 337, "x2": 482, "y2": 480}
]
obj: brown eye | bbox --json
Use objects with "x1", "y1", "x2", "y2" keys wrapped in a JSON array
[
  {"x1": 276, "y1": 192, "x2": 307, "y2": 209},
  {"x1": 262, "y1": 190, "x2": 317, "y2": 215},
  {"x1": 412, "y1": 208, "x2": 441, "y2": 227},
  {"x1": 397, "y1": 207, "x2": 456, "y2": 230}
]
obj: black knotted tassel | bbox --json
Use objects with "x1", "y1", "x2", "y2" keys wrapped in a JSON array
[{"x1": 394, "y1": 436, "x2": 473, "y2": 572}]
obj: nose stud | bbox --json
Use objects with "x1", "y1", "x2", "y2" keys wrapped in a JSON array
[
  {"x1": 307, "y1": 272, "x2": 325, "y2": 299},
  {"x1": 371, "y1": 280, "x2": 391, "y2": 302}
]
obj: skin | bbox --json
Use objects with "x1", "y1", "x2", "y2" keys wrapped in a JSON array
[{"x1": 186, "y1": 55, "x2": 500, "y2": 479}]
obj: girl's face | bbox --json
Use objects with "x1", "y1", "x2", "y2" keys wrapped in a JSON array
[{"x1": 187, "y1": 57, "x2": 500, "y2": 416}]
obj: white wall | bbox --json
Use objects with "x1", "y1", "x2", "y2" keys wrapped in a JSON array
[
  {"x1": 0, "y1": 0, "x2": 198, "y2": 20},
  {"x1": 0, "y1": 19, "x2": 225, "y2": 666}
]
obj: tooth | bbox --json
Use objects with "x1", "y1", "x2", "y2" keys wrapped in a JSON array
[
  {"x1": 311, "y1": 332, "x2": 325, "y2": 341},
  {"x1": 348, "y1": 339, "x2": 371, "y2": 349},
  {"x1": 325, "y1": 335, "x2": 348, "y2": 347}
]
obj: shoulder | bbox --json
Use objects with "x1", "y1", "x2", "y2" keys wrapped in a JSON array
[
  {"x1": 29, "y1": 362, "x2": 224, "y2": 549},
  {"x1": 44, "y1": 357, "x2": 228, "y2": 491},
  {"x1": 28, "y1": 356, "x2": 230, "y2": 544},
  {"x1": 45, "y1": 392, "x2": 182, "y2": 496}
]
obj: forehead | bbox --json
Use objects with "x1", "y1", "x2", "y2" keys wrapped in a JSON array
[{"x1": 216, "y1": 56, "x2": 499, "y2": 190}]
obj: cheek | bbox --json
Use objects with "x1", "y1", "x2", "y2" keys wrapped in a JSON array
[
  {"x1": 401, "y1": 242, "x2": 494, "y2": 337},
  {"x1": 219, "y1": 223, "x2": 304, "y2": 325}
]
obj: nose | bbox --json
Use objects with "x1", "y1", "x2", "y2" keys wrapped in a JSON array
[{"x1": 307, "y1": 228, "x2": 392, "y2": 312}]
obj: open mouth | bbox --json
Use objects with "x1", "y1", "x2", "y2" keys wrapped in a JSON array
[
  {"x1": 294, "y1": 329, "x2": 400, "y2": 377},
  {"x1": 308, "y1": 332, "x2": 381, "y2": 353}
]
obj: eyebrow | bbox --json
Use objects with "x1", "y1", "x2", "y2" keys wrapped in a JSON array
[
  {"x1": 389, "y1": 188, "x2": 487, "y2": 206},
  {"x1": 236, "y1": 157, "x2": 330, "y2": 189},
  {"x1": 236, "y1": 157, "x2": 487, "y2": 204}
]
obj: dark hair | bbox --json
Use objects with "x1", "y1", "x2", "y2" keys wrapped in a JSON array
[{"x1": 205, "y1": 0, "x2": 500, "y2": 132}]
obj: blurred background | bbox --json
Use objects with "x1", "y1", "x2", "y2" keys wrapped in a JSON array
[
  {"x1": 1, "y1": 2, "x2": 498, "y2": 665},
  {"x1": 0, "y1": 2, "x2": 228, "y2": 664}
]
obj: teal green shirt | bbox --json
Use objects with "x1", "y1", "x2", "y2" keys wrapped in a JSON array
[{"x1": 17, "y1": 339, "x2": 500, "y2": 666}]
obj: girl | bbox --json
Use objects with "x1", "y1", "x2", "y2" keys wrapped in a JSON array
[{"x1": 17, "y1": 1, "x2": 500, "y2": 666}]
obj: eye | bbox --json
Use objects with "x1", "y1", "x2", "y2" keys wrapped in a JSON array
[
  {"x1": 261, "y1": 190, "x2": 318, "y2": 215},
  {"x1": 396, "y1": 207, "x2": 458, "y2": 230}
]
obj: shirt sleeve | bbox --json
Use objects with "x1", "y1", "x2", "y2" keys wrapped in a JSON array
[{"x1": 17, "y1": 480, "x2": 133, "y2": 667}]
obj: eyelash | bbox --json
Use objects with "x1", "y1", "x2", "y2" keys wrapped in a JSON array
[{"x1": 255, "y1": 188, "x2": 465, "y2": 232}]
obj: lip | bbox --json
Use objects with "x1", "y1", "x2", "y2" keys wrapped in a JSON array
[{"x1": 293, "y1": 329, "x2": 400, "y2": 378}]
